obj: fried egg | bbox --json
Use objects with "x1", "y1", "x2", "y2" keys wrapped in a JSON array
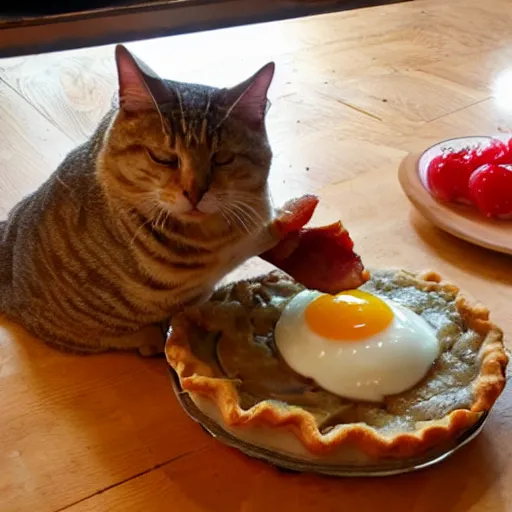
[{"x1": 274, "y1": 289, "x2": 439, "y2": 402}]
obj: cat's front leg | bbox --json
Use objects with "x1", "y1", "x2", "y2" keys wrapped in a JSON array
[
  {"x1": 243, "y1": 195, "x2": 319, "y2": 258},
  {"x1": 233, "y1": 219, "x2": 284, "y2": 264},
  {"x1": 98, "y1": 322, "x2": 168, "y2": 356},
  {"x1": 137, "y1": 320, "x2": 170, "y2": 357}
]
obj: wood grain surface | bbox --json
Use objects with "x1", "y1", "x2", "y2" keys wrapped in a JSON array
[{"x1": 0, "y1": 0, "x2": 511, "y2": 510}]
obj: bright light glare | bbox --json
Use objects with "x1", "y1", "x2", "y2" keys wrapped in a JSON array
[{"x1": 493, "y1": 68, "x2": 512, "y2": 113}]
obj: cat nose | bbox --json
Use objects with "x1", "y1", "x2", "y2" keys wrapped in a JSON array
[
  {"x1": 183, "y1": 175, "x2": 211, "y2": 207},
  {"x1": 183, "y1": 188, "x2": 205, "y2": 207}
]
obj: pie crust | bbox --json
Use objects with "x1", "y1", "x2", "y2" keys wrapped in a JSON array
[{"x1": 166, "y1": 270, "x2": 508, "y2": 460}]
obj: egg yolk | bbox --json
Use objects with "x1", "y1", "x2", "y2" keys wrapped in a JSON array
[{"x1": 304, "y1": 290, "x2": 394, "y2": 341}]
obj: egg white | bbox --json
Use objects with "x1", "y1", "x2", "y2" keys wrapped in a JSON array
[{"x1": 274, "y1": 290, "x2": 440, "y2": 402}]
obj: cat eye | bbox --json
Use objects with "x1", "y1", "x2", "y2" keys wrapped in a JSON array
[
  {"x1": 213, "y1": 150, "x2": 235, "y2": 166},
  {"x1": 146, "y1": 149, "x2": 180, "y2": 168}
]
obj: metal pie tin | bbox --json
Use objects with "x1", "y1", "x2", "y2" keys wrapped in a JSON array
[{"x1": 169, "y1": 368, "x2": 488, "y2": 477}]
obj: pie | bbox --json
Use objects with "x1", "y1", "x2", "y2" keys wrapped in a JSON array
[{"x1": 166, "y1": 269, "x2": 508, "y2": 461}]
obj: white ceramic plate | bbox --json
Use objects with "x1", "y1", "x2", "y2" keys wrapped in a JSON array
[{"x1": 398, "y1": 136, "x2": 512, "y2": 255}]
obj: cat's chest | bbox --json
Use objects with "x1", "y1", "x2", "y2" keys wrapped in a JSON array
[{"x1": 123, "y1": 230, "x2": 271, "y2": 319}]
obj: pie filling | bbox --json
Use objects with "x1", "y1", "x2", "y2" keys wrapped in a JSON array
[{"x1": 180, "y1": 270, "x2": 483, "y2": 437}]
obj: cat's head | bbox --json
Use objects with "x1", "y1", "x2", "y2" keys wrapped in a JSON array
[{"x1": 99, "y1": 45, "x2": 275, "y2": 231}]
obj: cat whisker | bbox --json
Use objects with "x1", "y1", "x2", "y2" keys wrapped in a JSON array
[
  {"x1": 126, "y1": 213, "x2": 154, "y2": 249},
  {"x1": 233, "y1": 200, "x2": 265, "y2": 223},
  {"x1": 161, "y1": 210, "x2": 171, "y2": 231},
  {"x1": 199, "y1": 196, "x2": 234, "y2": 230},
  {"x1": 219, "y1": 191, "x2": 270, "y2": 215},
  {"x1": 153, "y1": 207, "x2": 168, "y2": 232},
  {"x1": 221, "y1": 205, "x2": 251, "y2": 234},
  {"x1": 229, "y1": 203, "x2": 259, "y2": 232},
  {"x1": 220, "y1": 190, "x2": 262, "y2": 203},
  {"x1": 229, "y1": 200, "x2": 265, "y2": 230},
  {"x1": 218, "y1": 207, "x2": 232, "y2": 227},
  {"x1": 209, "y1": 191, "x2": 267, "y2": 234},
  {"x1": 153, "y1": 209, "x2": 163, "y2": 231},
  {"x1": 129, "y1": 219, "x2": 151, "y2": 247},
  {"x1": 234, "y1": 207, "x2": 257, "y2": 234}
]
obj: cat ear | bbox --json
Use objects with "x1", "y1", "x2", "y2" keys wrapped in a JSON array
[
  {"x1": 115, "y1": 45, "x2": 173, "y2": 112},
  {"x1": 225, "y1": 62, "x2": 275, "y2": 127}
]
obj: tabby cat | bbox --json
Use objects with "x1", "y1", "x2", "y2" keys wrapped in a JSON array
[{"x1": 0, "y1": 45, "x2": 279, "y2": 355}]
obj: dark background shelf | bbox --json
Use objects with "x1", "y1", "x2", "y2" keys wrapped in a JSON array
[{"x1": 0, "y1": 0, "x2": 410, "y2": 58}]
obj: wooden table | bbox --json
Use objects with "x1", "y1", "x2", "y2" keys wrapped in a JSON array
[{"x1": 1, "y1": 0, "x2": 511, "y2": 510}]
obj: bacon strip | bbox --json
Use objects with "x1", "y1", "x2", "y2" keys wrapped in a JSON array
[
  {"x1": 271, "y1": 195, "x2": 319, "y2": 237},
  {"x1": 260, "y1": 195, "x2": 369, "y2": 294}
]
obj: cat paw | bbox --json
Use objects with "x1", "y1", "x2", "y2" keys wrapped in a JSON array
[
  {"x1": 134, "y1": 322, "x2": 168, "y2": 357},
  {"x1": 138, "y1": 342, "x2": 165, "y2": 357}
]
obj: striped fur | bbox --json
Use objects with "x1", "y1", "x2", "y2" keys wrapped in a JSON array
[{"x1": 0, "y1": 46, "x2": 277, "y2": 355}]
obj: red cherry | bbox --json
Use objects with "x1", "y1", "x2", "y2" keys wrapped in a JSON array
[
  {"x1": 426, "y1": 149, "x2": 475, "y2": 203},
  {"x1": 470, "y1": 138, "x2": 509, "y2": 166},
  {"x1": 469, "y1": 164, "x2": 512, "y2": 218}
]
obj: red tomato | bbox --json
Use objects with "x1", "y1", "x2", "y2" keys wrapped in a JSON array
[
  {"x1": 469, "y1": 164, "x2": 512, "y2": 218},
  {"x1": 507, "y1": 136, "x2": 512, "y2": 159},
  {"x1": 426, "y1": 150, "x2": 475, "y2": 203},
  {"x1": 470, "y1": 138, "x2": 509, "y2": 166},
  {"x1": 426, "y1": 138, "x2": 510, "y2": 203}
]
